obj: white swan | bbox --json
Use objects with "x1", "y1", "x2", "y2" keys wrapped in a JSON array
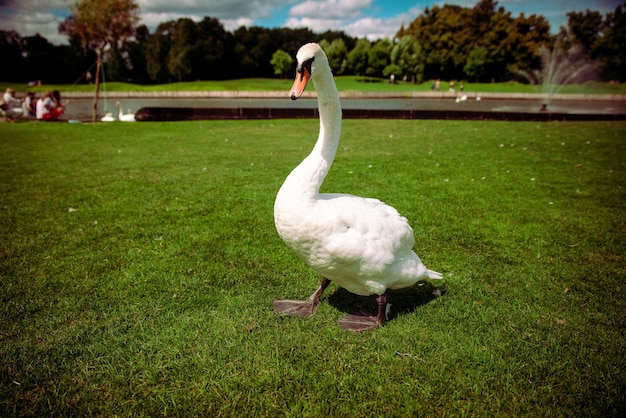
[
  {"x1": 115, "y1": 101, "x2": 135, "y2": 122},
  {"x1": 273, "y1": 43, "x2": 442, "y2": 331},
  {"x1": 101, "y1": 112, "x2": 115, "y2": 122}
]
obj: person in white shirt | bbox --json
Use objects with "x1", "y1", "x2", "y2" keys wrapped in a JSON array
[
  {"x1": 36, "y1": 90, "x2": 69, "y2": 121},
  {"x1": 36, "y1": 92, "x2": 50, "y2": 120},
  {"x1": 2, "y1": 88, "x2": 23, "y2": 122}
]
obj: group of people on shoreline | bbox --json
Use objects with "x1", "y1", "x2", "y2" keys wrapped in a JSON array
[
  {"x1": 430, "y1": 79, "x2": 464, "y2": 93},
  {"x1": 1, "y1": 88, "x2": 69, "y2": 122}
]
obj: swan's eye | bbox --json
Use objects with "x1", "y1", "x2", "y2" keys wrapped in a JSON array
[{"x1": 298, "y1": 58, "x2": 314, "y2": 77}]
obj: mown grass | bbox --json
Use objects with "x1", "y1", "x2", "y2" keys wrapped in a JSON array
[
  {"x1": 1, "y1": 119, "x2": 625, "y2": 416},
  {"x1": 2, "y1": 77, "x2": 626, "y2": 95}
]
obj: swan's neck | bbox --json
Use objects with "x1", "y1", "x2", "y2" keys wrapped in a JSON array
[{"x1": 283, "y1": 68, "x2": 342, "y2": 200}]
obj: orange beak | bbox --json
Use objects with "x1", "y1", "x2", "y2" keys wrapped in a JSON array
[{"x1": 290, "y1": 66, "x2": 311, "y2": 100}]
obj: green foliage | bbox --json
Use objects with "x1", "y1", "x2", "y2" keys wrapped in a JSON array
[
  {"x1": 270, "y1": 49, "x2": 294, "y2": 78},
  {"x1": 167, "y1": 19, "x2": 197, "y2": 82},
  {"x1": 347, "y1": 39, "x2": 370, "y2": 77},
  {"x1": 464, "y1": 46, "x2": 488, "y2": 81},
  {"x1": 144, "y1": 30, "x2": 171, "y2": 84},
  {"x1": 563, "y1": 5, "x2": 626, "y2": 81},
  {"x1": 506, "y1": 14, "x2": 552, "y2": 76},
  {"x1": 390, "y1": 35, "x2": 423, "y2": 83},
  {"x1": 61, "y1": 0, "x2": 140, "y2": 53},
  {"x1": 597, "y1": 4, "x2": 626, "y2": 81},
  {"x1": 367, "y1": 39, "x2": 392, "y2": 77},
  {"x1": 566, "y1": 9, "x2": 604, "y2": 53},
  {"x1": 320, "y1": 38, "x2": 349, "y2": 75},
  {"x1": 1, "y1": 120, "x2": 625, "y2": 416},
  {"x1": 402, "y1": 4, "x2": 469, "y2": 80},
  {"x1": 399, "y1": 0, "x2": 552, "y2": 82},
  {"x1": 382, "y1": 64, "x2": 401, "y2": 79}
]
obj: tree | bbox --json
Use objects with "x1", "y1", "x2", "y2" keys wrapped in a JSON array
[
  {"x1": 60, "y1": 0, "x2": 140, "y2": 122},
  {"x1": 20, "y1": 35, "x2": 54, "y2": 82},
  {"x1": 347, "y1": 39, "x2": 370, "y2": 78},
  {"x1": 320, "y1": 38, "x2": 348, "y2": 75},
  {"x1": 270, "y1": 49, "x2": 293, "y2": 78},
  {"x1": 145, "y1": 22, "x2": 173, "y2": 84},
  {"x1": 367, "y1": 39, "x2": 392, "y2": 77},
  {"x1": 566, "y1": 9, "x2": 603, "y2": 55},
  {"x1": 398, "y1": 0, "x2": 557, "y2": 82},
  {"x1": 233, "y1": 26, "x2": 275, "y2": 78},
  {"x1": 593, "y1": 3, "x2": 626, "y2": 81},
  {"x1": 399, "y1": 4, "x2": 470, "y2": 80},
  {"x1": 195, "y1": 17, "x2": 235, "y2": 80},
  {"x1": 0, "y1": 31, "x2": 23, "y2": 82},
  {"x1": 505, "y1": 13, "x2": 552, "y2": 79},
  {"x1": 562, "y1": 3, "x2": 626, "y2": 82},
  {"x1": 475, "y1": 6, "x2": 513, "y2": 82},
  {"x1": 123, "y1": 24, "x2": 150, "y2": 83},
  {"x1": 389, "y1": 35, "x2": 423, "y2": 83},
  {"x1": 167, "y1": 18, "x2": 197, "y2": 82},
  {"x1": 463, "y1": 46, "x2": 488, "y2": 81}
]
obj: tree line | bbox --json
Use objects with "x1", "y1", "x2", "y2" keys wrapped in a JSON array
[{"x1": 1, "y1": 0, "x2": 624, "y2": 86}]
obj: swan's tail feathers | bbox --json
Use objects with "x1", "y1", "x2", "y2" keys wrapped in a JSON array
[{"x1": 427, "y1": 269, "x2": 443, "y2": 280}]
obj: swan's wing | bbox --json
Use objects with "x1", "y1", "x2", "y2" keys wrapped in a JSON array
[
  {"x1": 276, "y1": 192, "x2": 433, "y2": 295},
  {"x1": 315, "y1": 193, "x2": 415, "y2": 270}
]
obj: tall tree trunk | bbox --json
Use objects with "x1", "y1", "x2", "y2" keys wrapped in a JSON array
[{"x1": 92, "y1": 51, "x2": 102, "y2": 123}]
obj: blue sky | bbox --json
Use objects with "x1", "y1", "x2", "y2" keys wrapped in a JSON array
[{"x1": 0, "y1": 1, "x2": 621, "y2": 45}]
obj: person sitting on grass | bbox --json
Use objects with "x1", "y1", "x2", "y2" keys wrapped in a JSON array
[
  {"x1": 2, "y1": 87, "x2": 24, "y2": 122},
  {"x1": 36, "y1": 90, "x2": 70, "y2": 121},
  {"x1": 22, "y1": 92, "x2": 37, "y2": 118}
]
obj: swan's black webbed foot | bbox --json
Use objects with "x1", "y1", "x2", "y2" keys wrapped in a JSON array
[
  {"x1": 274, "y1": 277, "x2": 331, "y2": 318},
  {"x1": 337, "y1": 293, "x2": 388, "y2": 332},
  {"x1": 273, "y1": 299, "x2": 319, "y2": 317}
]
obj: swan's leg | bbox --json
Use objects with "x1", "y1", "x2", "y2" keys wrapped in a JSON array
[
  {"x1": 337, "y1": 292, "x2": 388, "y2": 332},
  {"x1": 273, "y1": 277, "x2": 331, "y2": 318}
]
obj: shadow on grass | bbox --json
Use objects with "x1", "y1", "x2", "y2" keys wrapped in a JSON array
[{"x1": 326, "y1": 281, "x2": 445, "y2": 322}]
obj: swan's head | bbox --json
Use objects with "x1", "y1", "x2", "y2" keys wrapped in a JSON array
[{"x1": 290, "y1": 43, "x2": 328, "y2": 101}]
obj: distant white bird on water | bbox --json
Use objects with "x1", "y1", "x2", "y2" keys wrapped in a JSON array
[
  {"x1": 101, "y1": 112, "x2": 115, "y2": 122},
  {"x1": 116, "y1": 101, "x2": 136, "y2": 122}
]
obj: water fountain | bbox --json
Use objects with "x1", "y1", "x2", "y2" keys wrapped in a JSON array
[{"x1": 519, "y1": 44, "x2": 596, "y2": 111}]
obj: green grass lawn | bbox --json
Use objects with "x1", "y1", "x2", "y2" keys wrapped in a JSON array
[
  {"x1": 1, "y1": 119, "x2": 625, "y2": 416},
  {"x1": 3, "y1": 77, "x2": 626, "y2": 95}
]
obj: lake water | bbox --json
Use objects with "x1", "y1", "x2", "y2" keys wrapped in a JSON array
[{"x1": 59, "y1": 96, "x2": 626, "y2": 121}]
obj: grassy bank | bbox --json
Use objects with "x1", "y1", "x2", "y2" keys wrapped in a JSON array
[
  {"x1": 2, "y1": 77, "x2": 626, "y2": 96},
  {"x1": 1, "y1": 120, "x2": 625, "y2": 416}
]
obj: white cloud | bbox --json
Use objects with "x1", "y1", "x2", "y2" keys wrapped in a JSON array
[
  {"x1": 344, "y1": 17, "x2": 397, "y2": 40},
  {"x1": 286, "y1": 3, "x2": 421, "y2": 40},
  {"x1": 1, "y1": 0, "x2": 289, "y2": 43},
  {"x1": 0, "y1": 2, "x2": 69, "y2": 44},
  {"x1": 137, "y1": 0, "x2": 285, "y2": 19},
  {"x1": 289, "y1": 0, "x2": 372, "y2": 19},
  {"x1": 344, "y1": 6, "x2": 420, "y2": 40},
  {"x1": 140, "y1": 10, "x2": 254, "y2": 33},
  {"x1": 285, "y1": 17, "x2": 345, "y2": 33},
  {"x1": 136, "y1": 0, "x2": 287, "y2": 33},
  {"x1": 140, "y1": 12, "x2": 200, "y2": 29},
  {"x1": 221, "y1": 18, "x2": 255, "y2": 32}
]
